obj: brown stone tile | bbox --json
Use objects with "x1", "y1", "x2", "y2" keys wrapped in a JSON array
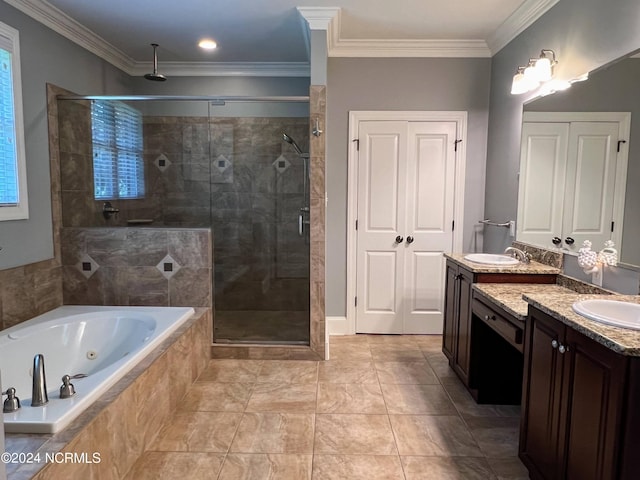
[
  {"x1": 316, "y1": 383, "x2": 387, "y2": 414},
  {"x1": 401, "y1": 456, "x2": 497, "y2": 479},
  {"x1": 381, "y1": 383, "x2": 458, "y2": 415},
  {"x1": 125, "y1": 229, "x2": 168, "y2": 266},
  {"x1": 169, "y1": 267, "x2": 212, "y2": 307},
  {"x1": 365, "y1": 335, "x2": 417, "y2": 345},
  {"x1": 328, "y1": 335, "x2": 369, "y2": 345},
  {"x1": 182, "y1": 382, "x2": 254, "y2": 412},
  {"x1": 465, "y1": 416, "x2": 521, "y2": 457},
  {"x1": 311, "y1": 455, "x2": 405, "y2": 480},
  {"x1": 370, "y1": 345, "x2": 426, "y2": 362},
  {"x1": 486, "y1": 457, "x2": 530, "y2": 479},
  {"x1": 219, "y1": 454, "x2": 313, "y2": 480},
  {"x1": 414, "y1": 334, "x2": 445, "y2": 352},
  {"x1": 168, "y1": 229, "x2": 211, "y2": 267},
  {"x1": 230, "y1": 413, "x2": 315, "y2": 454},
  {"x1": 442, "y1": 382, "x2": 519, "y2": 418},
  {"x1": 390, "y1": 414, "x2": 482, "y2": 456},
  {"x1": 246, "y1": 383, "x2": 317, "y2": 413},
  {"x1": 198, "y1": 359, "x2": 264, "y2": 383},
  {"x1": 427, "y1": 354, "x2": 459, "y2": 380},
  {"x1": 257, "y1": 360, "x2": 318, "y2": 383},
  {"x1": 134, "y1": 356, "x2": 171, "y2": 447},
  {"x1": 126, "y1": 266, "x2": 169, "y2": 306},
  {"x1": 317, "y1": 360, "x2": 378, "y2": 384},
  {"x1": 123, "y1": 451, "x2": 225, "y2": 480},
  {"x1": 327, "y1": 344, "x2": 372, "y2": 361},
  {"x1": 314, "y1": 414, "x2": 396, "y2": 455},
  {"x1": 375, "y1": 361, "x2": 439, "y2": 384},
  {"x1": 150, "y1": 411, "x2": 242, "y2": 452}
]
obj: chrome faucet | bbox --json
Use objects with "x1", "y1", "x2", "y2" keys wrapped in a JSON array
[
  {"x1": 31, "y1": 354, "x2": 49, "y2": 407},
  {"x1": 102, "y1": 201, "x2": 120, "y2": 220},
  {"x1": 504, "y1": 247, "x2": 531, "y2": 263}
]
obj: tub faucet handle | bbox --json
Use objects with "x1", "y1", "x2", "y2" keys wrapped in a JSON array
[
  {"x1": 60, "y1": 375, "x2": 76, "y2": 399},
  {"x1": 3, "y1": 387, "x2": 21, "y2": 413}
]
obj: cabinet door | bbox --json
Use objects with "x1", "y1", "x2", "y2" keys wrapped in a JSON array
[
  {"x1": 560, "y1": 328, "x2": 627, "y2": 480},
  {"x1": 442, "y1": 261, "x2": 458, "y2": 362},
  {"x1": 520, "y1": 310, "x2": 565, "y2": 480},
  {"x1": 453, "y1": 267, "x2": 473, "y2": 383}
]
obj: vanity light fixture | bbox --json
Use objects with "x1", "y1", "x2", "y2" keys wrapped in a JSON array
[
  {"x1": 510, "y1": 49, "x2": 559, "y2": 95},
  {"x1": 198, "y1": 39, "x2": 217, "y2": 50}
]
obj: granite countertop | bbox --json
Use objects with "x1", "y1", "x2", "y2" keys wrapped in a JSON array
[
  {"x1": 445, "y1": 253, "x2": 561, "y2": 274},
  {"x1": 473, "y1": 283, "x2": 577, "y2": 322},
  {"x1": 524, "y1": 292, "x2": 640, "y2": 357}
]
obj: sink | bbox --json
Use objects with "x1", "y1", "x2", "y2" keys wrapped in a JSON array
[
  {"x1": 572, "y1": 299, "x2": 640, "y2": 330},
  {"x1": 464, "y1": 253, "x2": 520, "y2": 266}
]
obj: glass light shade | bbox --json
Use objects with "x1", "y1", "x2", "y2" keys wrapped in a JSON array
[
  {"x1": 198, "y1": 39, "x2": 217, "y2": 50},
  {"x1": 511, "y1": 72, "x2": 529, "y2": 95},
  {"x1": 523, "y1": 65, "x2": 540, "y2": 90},
  {"x1": 535, "y1": 57, "x2": 553, "y2": 82}
]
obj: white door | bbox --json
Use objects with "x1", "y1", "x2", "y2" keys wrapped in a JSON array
[
  {"x1": 355, "y1": 121, "x2": 456, "y2": 334},
  {"x1": 562, "y1": 122, "x2": 619, "y2": 253},
  {"x1": 517, "y1": 122, "x2": 569, "y2": 249}
]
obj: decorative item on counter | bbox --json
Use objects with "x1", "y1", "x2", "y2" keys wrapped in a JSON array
[{"x1": 577, "y1": 240, "x2": 618, "y2": 286}]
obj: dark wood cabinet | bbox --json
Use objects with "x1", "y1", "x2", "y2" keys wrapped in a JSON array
[
  {"x1": 442, "y1": 258, "x2": 555, "y2": 389},
  {"x1": 520, "y1": 306, "x2": 639, "y2": 480}
]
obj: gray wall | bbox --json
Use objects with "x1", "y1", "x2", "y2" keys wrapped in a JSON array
[
  {"x1": 326, "y1": 57, "x2": 491, "y2": 316},
  {"x1": 0, "y1": 2, "x2": 131, "y2": 270},
  {"x1": 525, "y1": 58, "x2": 640, "y2": 267},
  {"x1": 485, "y1": 0, "x2": 640, "y2": 256}
]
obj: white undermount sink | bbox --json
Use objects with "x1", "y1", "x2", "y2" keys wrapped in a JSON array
[
  {"x1": 464, "y1": 253, "x2": 520, "y2": 266},
  {"x1": 572, "y1": 299, "x2": 640, "y2": 330}
]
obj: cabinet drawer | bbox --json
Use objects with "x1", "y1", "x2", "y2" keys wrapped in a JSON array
[{"x1": 472, "y1": 298, "x2": 524, "y2": 352}]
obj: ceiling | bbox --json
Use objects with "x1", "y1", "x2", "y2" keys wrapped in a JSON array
[{"x1": 6, "y1": 0, "x2": 559, "y2": 76}]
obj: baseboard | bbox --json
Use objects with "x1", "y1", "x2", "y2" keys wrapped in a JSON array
[{"x1": 326, "y1": 316, "x2": 350, "y2": 336}]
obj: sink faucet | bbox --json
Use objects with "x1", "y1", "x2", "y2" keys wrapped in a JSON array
[
  {"x1": 31, "y1": 354, "x2": 49, "y2": 407},
  {"x1": 504, "y1": 247, "x2": 531, "y2": 263}
]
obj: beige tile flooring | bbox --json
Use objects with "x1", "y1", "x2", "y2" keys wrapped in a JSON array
[{"x1": 124, "y1": 335, "x2": 530, "y2": 479}]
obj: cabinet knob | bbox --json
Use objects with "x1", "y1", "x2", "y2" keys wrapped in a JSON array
[
  {"x1": 395, "y1": 236, "x2": 404, "y2": 244},
  {"x1": 552, "y1": 237, "x2": 562, "y2": 246},
  {"x1": 559, "y1": 344, "x2": 569, "y2": 354},
  {"x1": 484, "y1": 314, "x2": 495, "y2": 321},
  {"x1": 551, "y1": 339, "x2": 559, "y2": 349}
]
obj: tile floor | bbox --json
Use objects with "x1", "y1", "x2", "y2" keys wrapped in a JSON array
[{"x1": 124, "y1": 335, "x2": 530, "y2": 479}]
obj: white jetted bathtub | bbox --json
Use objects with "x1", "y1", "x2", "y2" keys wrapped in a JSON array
[{"x1": 1, "y1": 305, "x2": 194, "y2": 433}]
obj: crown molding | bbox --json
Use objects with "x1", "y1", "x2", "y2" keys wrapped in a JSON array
[
  {"x1": 4, "y1": 0, "x2": 136, "y2": 72},
  {"x1": 130, "y1": 62, "x2": 310, "y2": 77},
  {"x1": 487, "y1": 0, "x2": 561, "y2": 54},
  {"x1": 329, "y1": 38, "x2": 492, "y2": 58},
  {"x1": 296, "y1": 7, "x2": 341, "y2": 31}
]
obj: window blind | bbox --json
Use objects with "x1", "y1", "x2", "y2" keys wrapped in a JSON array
[
  {"x1": 91, "y1": 100, "x2": 144, "y2": 200},
  {"x1": 0, "y1": 46, "x2": 18, "y2": 206}
]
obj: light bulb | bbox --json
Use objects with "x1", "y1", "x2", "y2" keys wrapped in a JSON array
[
  {"x1": 511, "y1": 72, "x2": 528, "y2": 95},
  {"x1": 535, "y1": 57, "x2": 552, "y2": 82},
  {"x1": 198, "y1": 39, "x2": 217, "y2": 50}
]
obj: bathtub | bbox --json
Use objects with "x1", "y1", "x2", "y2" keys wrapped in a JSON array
[{"x1": 0, "y1": 305, "x2": 194, "y2": 434}]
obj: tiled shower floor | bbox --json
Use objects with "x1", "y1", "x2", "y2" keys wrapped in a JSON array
[
  {"x1": 214, "y1": 310, "x2": 309, "y2": 344},
  {"x1": 124, "y1": 335, "x2": 530, "y2": 479}
]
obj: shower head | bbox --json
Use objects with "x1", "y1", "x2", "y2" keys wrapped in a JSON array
[
  {"x1": 144, "y1": 43, "x2": 167, "y2": 82},
  {"x1": 282, "y1": 132, "x2": 303, "y2": 156}
]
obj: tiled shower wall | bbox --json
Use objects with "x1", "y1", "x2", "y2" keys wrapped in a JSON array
[
  {"x1": 61, "y1": 227, "x2": 212, "y2": 307},
  {"x1": 57, "y1": 97, "x2": 309, "y2": 316}
]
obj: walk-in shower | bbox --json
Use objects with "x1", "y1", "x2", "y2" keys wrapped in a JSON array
[{"x1": 55, "y1": 94, "x2": 310, "y2": 345}]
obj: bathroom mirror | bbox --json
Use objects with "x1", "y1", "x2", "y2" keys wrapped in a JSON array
[{"x1": 518, "y1": 49, "x2": 640, "y2": 267}]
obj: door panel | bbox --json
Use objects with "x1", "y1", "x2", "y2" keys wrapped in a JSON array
[
  {"x1": 562, "y1": 122, "x2": 618, "y2": 252},
  {"x1": 356, "y1": 120, "x2": 455, "y2": 334},
  {"x1": 517, "y1": 122, "x2": 569, "y2": 249}
]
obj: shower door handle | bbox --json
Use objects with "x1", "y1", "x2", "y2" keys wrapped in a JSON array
[{"x1": 298, "y1": 213, "x2": 304, "y2": 236}]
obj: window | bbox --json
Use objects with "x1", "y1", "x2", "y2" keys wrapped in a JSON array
[
  {"x1": 0, "y1": 21, "x2": 28, "y2": 221},
  {"x1": 91, "y1": 100, "x2": 144, "y2": 200}
]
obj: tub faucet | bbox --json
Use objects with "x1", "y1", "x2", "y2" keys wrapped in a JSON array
[
  {"x1": 31, "y1": 354, "x2": 49, "y2": 407},
  {"x1": 504, "y1": 247, "x2": 531, "y2": 263}
]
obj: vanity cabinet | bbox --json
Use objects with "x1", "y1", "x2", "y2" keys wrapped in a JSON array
[
  {"x1": 442, "y1": 258, "x2": 556, "y2": 388},
  {"x1": 520, "y1": 306, "x2": 640, "y2": 480}
]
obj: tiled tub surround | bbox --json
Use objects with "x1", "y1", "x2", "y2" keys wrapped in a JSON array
[
  {"x1": 4, "y1": 308, "x2": 212, "y2": 480},
  {"x1": 61, "y1": 227, "x2": 212, "y2": 308}
]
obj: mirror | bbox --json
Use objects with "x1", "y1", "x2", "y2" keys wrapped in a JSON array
[{"x1": 519, "y1": 50, "x2": 640, "y2": 267}]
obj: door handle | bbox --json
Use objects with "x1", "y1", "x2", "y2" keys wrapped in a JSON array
[
  {"x1": 395, "y1": 236, "x2": 404, "y2": 243},
  {"x1": 552, "y1": 237, "x2": 562, "y2": 246},
  {"x1": 406, "y1": 236, "x2": 414, "y2": 244},
  {"x1": 565, "y1": 237, "x2": 575, "y2": 245}
]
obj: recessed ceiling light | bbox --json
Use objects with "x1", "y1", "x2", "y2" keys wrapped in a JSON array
[{"x1": 198, "y1": 39, "x2": 217, "y2": 50}]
